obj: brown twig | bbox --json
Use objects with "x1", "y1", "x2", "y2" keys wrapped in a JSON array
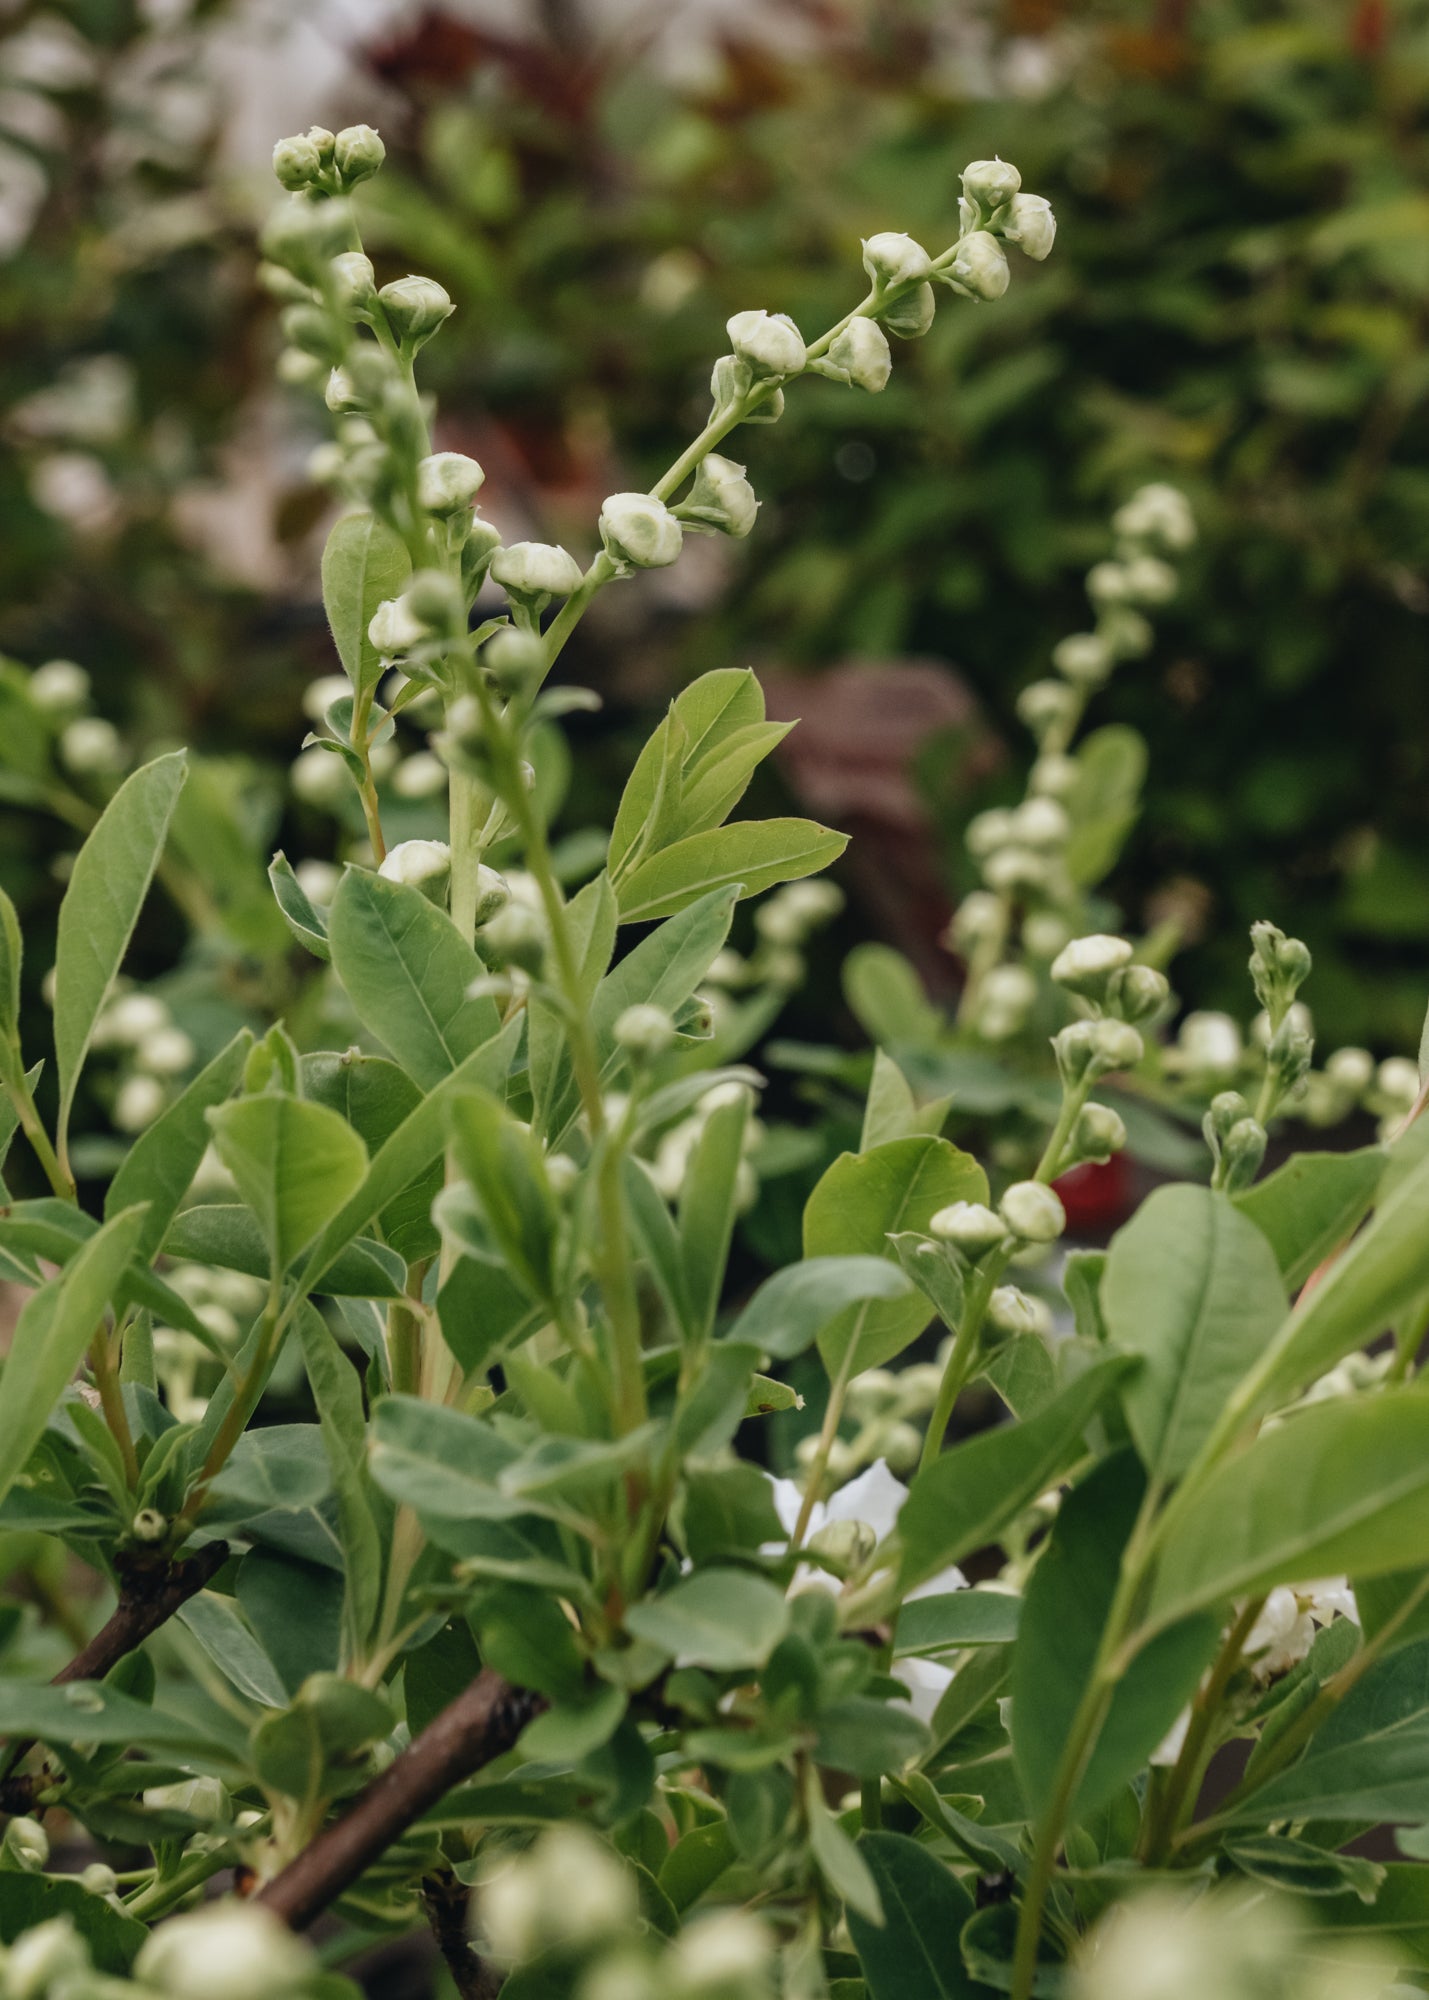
[
  {"x1": 422, "y1": 1866, "x2": 505, "y2": 1998},
  {"x1": 256, "y1": 1669, "x2": 542, "y2": 1931},
  {"x1": 0, "y1": 1541, "x2": 230, "y2": 1815}
]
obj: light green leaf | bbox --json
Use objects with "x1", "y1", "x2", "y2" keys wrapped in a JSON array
[
  {"x1": 679, "y1": 1087, "x2": 751, "y2": 1342},
  {"x1": 268, "y1": 851, "x2": 331, "y2": 961},
  {"x1": 1234, "y1": 1145, "x2": 1386, "y2": 1289},
  {"x1": 1147, "y1": 1388, "x2": 1429, "y2": 1634},
  {"x1": 321, "y1": 509, "x2": 411, "y2": 701},
  {"x1": 898, "y1": 1355, "x2": 1135, "y2": 1590},
  {"x1": 53, "y1": 750, "x2": 187, "y2": 1149},
  {"x1": 177, "y1": 1590, "x2": 289, "y2": 1709},
  {"x1": 106, "y1": 1029, "x2": 252, "y2": 1260},
  {"x1": 0, "y1": 884, "x2": 20, "y2": 1040},
  {"x1": 847, "y1": 1831, "x2": 983, "y2": 1998},
  {"x1": 0, "y1": 1205, "x2": 148, "y2": 1514},
  {"x1": 165, "y1": 1205, "x2": 402, "y2": 1297},
  {"x1": 327, "y1": 867, "x2": 499, "y2": 1092},
  {"x1": 617, "y1": 818, "x2": 846, "y2": 925},
  {"x1": 609, "y1": 668, "x2": 764, "y2": 879},
  {"x1": 296, "y1": 1305, "x2": 385, "y2": 1658},
  {"x1": 893, "y1": 1590, "x2": 1022, "y2": 1656},
  {"x1": 449, "y1": 1091, "x2": 559, "y2": 1303},
  {"x1": 724, "y1": 1255, "x2": 914, "y2": 1361},
  {"x1": 529, "y1": 872, "x2": 616, "y2": 1134},
  {"x1": 1064, "y1": 724, "x2": 1146, "y2": 886},
  {"x1": 1012, "y1": 1450, "x2": 1219, "y2": 1821},
  {"x1": 1103, "y1": 1185, "x2": 1286, "y2": 1481},
  {"x1": 805, "y1": 1138, "x2": 987, "y2": 1379},
  {"x1": 369, "y1": 1393, "x2": 524, "y2": 1526},
  {"x1": 624, "y1": 1568, "x2": 789, "y2": 1670},
  {"x1": 301, "y1": 1049, "x2": 437, "y2": 1263},
  {"x1": 207, "y1": 1094, "x2": 369, "y2": 1274},
  {"x1": 842, "y1": 945, "x2": 943, "y2": 1049}
]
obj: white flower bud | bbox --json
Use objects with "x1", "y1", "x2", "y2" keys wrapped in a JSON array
[
  {"x1": 1023, "y1": 911, "x2": 1073, "y2": 959},
  {"x1": 1000, "y1": 1180, "x2": 1066, "y2": 1243},
  {"x1": 1102, "y1": 607, "x2": 1154, "y2": 659},
  {"x1": 881, "y1": 281, "x2": 936, "y2": 339},
  {"x1": 1017, "y1": 677, "x2": 1077, "y2": 737},
  {"x1": 946, "y1": 230, "x2": 1010, "y2": 301},
  {"x1": 950, "y1": 890, "x2": 1004, "y2": 949},
  {"x1": 60, "y1": 716, "x2": 124, "y2": 773},
  {"x1": 294, "y1": 859, "x2": 340, "y2": 906},
  {"x1": 1087, "y1": 560, "x2": 1133, "y2": 605},
  {"x1": 1177, "y1": 1010, "x2": 1242, "y2": 1075},
  {"x1": 987, "y1": 1285, "x2": 1040, "y2": 1337},
  {"x1": 416, "y1": 450, "x2": 486, "y2": 515},
  {"x1": 367, "y1": 595, "x2": 429, "y2": 656},
  {"x1": 929, "y1": 1200, "x2": 1005, "y2": 1255},
  {"x1": 272, "y1": 131, "x2": 323, "y2": 192},
  {"x1": 131, "y1": 1505, "x2": 168, "y2": 1542},
  {"x1": 675, "y1": 452, "x2": 759, "y2": 536},
  {"x1": 1052, "y1": 631, "x2": 1113, "y2": 687},
  {"x1": 1029, "y1": 753, "x2": 1078, "y2": 798},
  {"x1": 114, "y1": 1073, "x2": 166, "y2": 1132},
  {"x1": 671, "y1": 1912, "x2": 774, "y2": 1993},
  {"x1": 1012, "y1": 796, "x2": 1070, "y2": 850},
  {"x1": 323, "y1": 365, "x2": 361, "y2": 413},
  {"x1": 97, "y1": 992, "x2": 168, "y2": 1046},
  {"x1": 483, "y1": 901, "x2": 545, "y2": 975},
  {"x1": 727, "y1": 308, "x2": 807, "y2": 377},
  {"x1": 861, "y1": 231, "x2": 933, "y2": 289},
  {"x1": 545, "y1": 1152, "x2": 580, "y2": 1197},
  {"x1": 978, "y1": 962, "x2": 1037, "y2": 1039},
  {"x1": 482, "y1": 1827, "x2": 637, "y2": 1964},
  {"x1": 600, "y1": 491, "x2": 684, "y2": 571},
  {"x1": 1001, "y1": 192, "x2": 1057, "y2": 260},
  {"x1": 391, "y1": 752, "x2": 448, "y2": 799},
  {"x1": 1120, "y1": 554, "x2": 1178, "y2": 605},
  {"x1": 6, "y1": 1918, "x2": 89, "y2": 2000},
  {"x1": 81, "y1": 1861, "x2": 118, "y2": 1896},
  {"x1": 1090, "y1": 1019, "x2": 1145, "y2": 1072},
  {"x1": 1050, "y1": 933, "x2": 1133, "y2": 993},
  {"x1": 1377, "y1": 1056, "x2": 1420, "y2": 1108},
  {"x1": 301, "y1": 673, "x2": 350, "y2": 723},
  {"x1": 29, "y1": 657, "x2": 89, "y2": 713},
  {"x1": 327, "y1": 250, "x2": 375, "y2": 315},
  {"x1": 490, "y1": 541, "x2": 585, "y2": 600},
  {"x1": 1073, "y1": 1101, "x2": 1127, "y2": 1164},
  {"x1": 614, "y1": 1003, "x2": 677, "y2": 1060},
  {"x1": 138, "y1": 1026, "x2": 196, "y2": 1076},
  {"x1": 808, "y1": 1515, "x2": 877, "y2": 1572},
  {"x1": 334, "y1": 123, "x2": 385, "y2": 186},
  {"x1": 377, "y1": 274, "x2": 454, "y2": 349},
  {"x1": 966, "y1": 808, "x2": 1016, "y2": 857},
  {"x1": 403, "y1": 568, "x2": 467, "y2": 637},
  {"x1": 1326, "y1": 1046, "x2": 1374, "y2": 1095},
  {"x1": 982, "y1": 846, "x2": 1047, "y2": 894},
  {"x1": 4, "y1": 1814, "x2": 48, "y2": 1869},
  {"x1": 379, "y1": 839, "x2": 450, "y2": 901},
  {"x1": 290, "y1": 744, "x2": 349, "y2": 807},
  {"x1": 1112, "y1": 483, "x2": 1196, "y2": 553},
  {"x1": 261, "y1": 195, "x2": 353, "y2": 281},
  {"x1": 135, "y1": 1899, "x2": 313, "y2": 2000},
  {"x1": 961, "y1": 158, "x2": 1022, "y2": 209},
  {"x1": 824, "y1": 315, "x2": 893, "y2": 392},
  {"x1": 1108, "y1": 964, "x2": 1171, "y2": 1026}
]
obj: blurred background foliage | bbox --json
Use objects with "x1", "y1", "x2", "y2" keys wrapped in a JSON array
[{"x1": 3, "y1": 0, "x2": 1429, "y2": 1156}]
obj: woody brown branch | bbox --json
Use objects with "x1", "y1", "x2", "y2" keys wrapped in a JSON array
[{"x1": 256, "y1": 1669, "x2": 543, "y2": 1932}]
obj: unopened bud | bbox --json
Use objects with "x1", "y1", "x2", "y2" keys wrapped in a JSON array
[
  {"x1": 1113, "y1": 483, "x2": 1196, "y2": 553},
  {"x1": 377, "y1": 274, "x2": 454, "y2": 351},
  {"x1": 334, "y1": 123, "x2": 385, "y2": 186},
  {"x1": 416, "y1": 450, "x2": 485, "y2": 515},
  {"x1": 482, "y1": 625, "x2": 544, "y2": 694},
  {"x1": 1377, "y1": 1056, "x2": 1420, "y2": 1109},
  {"x1": 1326, "y1": 1046, "x2": 1374, "y2": 1095},
  {"x1": 490, "y1": 541, "x2": 584, "y2": 601},
  {"x1": 261, "y1": 195, "x2": 353, "y2": 281},
  {"x1": 950, "y1": 890, "x2": 1004, "y2": 949},
  {"x1": 614, "y1": 1003, "x2": 677, "y2": 1061},
  {"x1": 329, "y1": 250, "x2": 376, "y2": 313},
  {"x1": 135, "y1": 1899, "x2": 313, "y2": 2000},
  {"x1": 473, "y1": 866, "x2": 511, "y2": 925},
  {"x1": 600, "y1": 490, "x2": 684, "y2": 571},
  {"x1": 1000, "y1": 192, "x2": 1056, "y2": 260},
  {"x1": 1012, "y1": 797, "x2": 1069, "y2": 850},
  {"x1": 1107, "y1": 963, "x2": 1170, "y2": 1024},
  {"x1": 1221, "y1": 1117, "x2": 1268, "y2": 1190},
  {"x1": 1089, "y1": 1019, "x2": 1144, "y2": 1073},
  {"x1": 482, "y1": 901, "x2": 545, "y2": 975},
  {"x1": 807, "y1": 1516, "x2": 877, "y2": 1574},
  {"x1": 5, "y1": 1918, "x2": 88, "y2": 1999},
  {"x1": 862, "y1": 231, "x2": 933, "y2": 290},
  {"x1": 880, "y1": 280, "x2": 935, "y2": 339},
  {"x1": 1050, "y1": 933, "x2": 1133, "y2": 997},
  {"x1": 961, "y1": 158, "x2": 1022, "y2": 211},
  {"x1": 999, "y1": 1180, "x2": 1065, "y2": 1244},
  {"x1": 81, "y1": 1861, "x2": 118, "y2": 1896},
  {"x1": 823, "y1": 315, "x2": 893, "y2": 392},
  {"x1": 29, "y1": 658, "x2": 89, "y2": 714},
  {"x1": 1052, "y1": 631, "x2": 1113, "y2": 687},
  {"x1": 130, "y1": 1506, "x2": 167, "y2": 1543},
  {"x1": 987, "y1": 1285, "x2": 1040, "y2": 1338},
  {"x1": 379, "y1": 839, "x2": 450, "y2": 903},
  {"x1": 674, "y1": 452, "x2": 758, "y2": 536},
  {"x1": 4, "y1": 1815, "x2": 49, "y2": 1869},
  {"x1": 368, "y1": 595, "x2": 429, "y2": 656},
  {"x1": 929, "y1": 1200, "x2": 1005, "y2": 1256},
  {"x1": 1120, "y1": 554, "x2": 1178, "y2": 605},
  {"x1": 403, "y1": 568, "x2": 466, "y2": 637},
  {"x1": 1024, "y1": 910, "x2": 1072, "y2": 959},
  {"x1": 1072, "y1": 1101, "x2": 1126, "y2": 1164},
  {"x1": 945, "y1": 230, "x2": 1009, "y2": 301},
  {"x1": 727, "y1": 308, "x2": 806, "y2": 378},
  {"x1": 1017, "y1": 677, "x2": 1077, "y2": 738},
  {"x1": 1178, "y1": 1011, "x2": 1242, "y2": 1076},
  {"x1": 272, "y1": 132, "x2": 323, "y2": 192}
]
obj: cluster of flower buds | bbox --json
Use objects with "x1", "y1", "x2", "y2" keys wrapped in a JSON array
[
  {"x1": 835, "y1": 1360, "x2": 952, "y2": 1479},
  {"x1": 271, "y1": 123, "x2": 385, "y2": 198},
  {"x1": 1250, "y1": 993, "x2": 1315, "y2": 1122},
  {"x1": 1203, "y1": 1088, "x2": 1267, "y2": 1193},
  {"x1": 83, "y1": 984, "x2": 197, "y2": 1134},
  {"x1": 1050, "y1": 932, "x2": 1169, "y2": 1028}
]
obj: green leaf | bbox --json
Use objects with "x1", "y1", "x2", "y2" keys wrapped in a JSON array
[
  {"x1": 322, "y1": 509, "x2": 411, "y2": 701},
  {"x1": 298, "y1": 1017, "x2": 521, "y2": 1296},
  {"x1": 609, "y1": 668, "x2": 765, "y2": 880},
  {"x1": 805, "y1": 1138, "x2": 987, "y2": 1379},
  {"x1": 1235, "y1": 1145, "x2": 1386, "y2": 1289},
  {"x1": 0, "y1": 1675, "x2": 246, "y2": 1776},
  {"x1": 53, "y1": 750, "x2": 187, "y2": 1149},
  {"x1": 268, "y1": 851, "x2": 331, "y2": 961},
  {"x1": 0, "y1": 1874, "x2": 148, "y2": 1972},
  {"x1": 1064, "y1": 724, "x2": 1146, "y2": 886},
  {"x1": 236, "y1": 1551, "x2": 343, "y2": 1693},
  {"x1": 1236, "y1": 1147, "x2": 1429, "y2": 1423},
  {"x1": 296, "y1": 1305, "x2": 385, "y2": 1658},
  {"x1": 659, "y1": 1817, "x2": 738, "y2": 1913},
  {"x1": 165, "y1": 1205, "x2": 402, "y2": 1297},
  {"x1": 327, "y1": 867, "x2": 500, "y2": 1092},
  {"x1": 847, "y1": 1832, "x2": 988, "y2": 1999},
  {"x1": 898, "y1": 1355, "x2": 1136, "y2": 1590},
  {"x1": 1147, "y1": 1388, "x2": 1429, "y2": 1635},
  {"x1": 680, "y1": 1462, "x2": 785, "y2": 1564},
  {"x1": 105, "y1": 1029, "x2": 252, "y2": 1260},
  {"x1": 679, "y1": 1086, "x2": 751, "y2": 1342},
  {"x1": 529, "y1": 873, "x2": 616, "y2": 1135},
  {"x1": 616, "y1": 818, "x2": 847, "y2": 924},
  {"x1": 806, "y1": 1779, "x2": 881, "y2": 1925},
  {"x1": 893, "y1": 1591, "x2": 1022, "y2": 1656},
  {"x1": 624, "y1": 1569, "x2": 790, "y2": 1671},
  {"x1": 1227, "y1": 1633, "x2": 1429, "y2": 1827},
  {"x1": 1224, "y1": 1833, "x2": 1384, "y2": 1899},
  {"x1": 724, "y1": 1255, "x2": 914, "y2": 1361},
  {"x1": 1102, "y1": 1185, "x2": 1287, "y2": 1481},
  {"x1": 842, "y1": 945, "x2": 943, "y2": 1049},
  {"x1": 449, "y1": 1091, "x2": 559, "y2": 1303},
  {"x1": 207, "y1": 1094, "x2": 369, "y2": 1274},
  {"x1": 301, "y1": 1049, "x2": 438, "y2": 1263},
  {"x1": 0, "y1": 1205, "x2": 148, "y2": 1514},
  {"x1": 1012, "y1": 1450, "x2": 1219, "y2": 1822},
  {"x1": 176, "y1": 1590, "x2": 289, "y2": 1709},
  {"x1": 815, "y1": 1699, "x2": 929, "y2": 1778},
  {"x1": 0, "y1": 885, "x2": 21, "y2": 1041}
]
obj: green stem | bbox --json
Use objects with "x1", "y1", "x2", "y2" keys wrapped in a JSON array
[
  {"x1": 1034, "y1": 1077, "x2": 1090, "y2": 1186},
  {"x1": 90, "y1": 1328, "x2": 140, "y2": 1491},
  {"x1": 1139, "y1": 1593, "x2": 1264, "y2": 1866},
  {"x1": 919, "y1": 1252, "x2": 1010, "y2": 1475},
  {"x1": 174, "y1": 1282, "x2": 288, "y2": 1532},
  {"x1": 446, "y1": 761, "x2": 486, "y2": 945},
  {"x1": 791, "y1": 1343, "x2": 857, "y2": 1550},
  {"x1": 2, "y1": 1048, "x2": 74, "y2": 1200},
  {"x1": 122, "y1": 1823, "x2": 265, "y2": 1921}
]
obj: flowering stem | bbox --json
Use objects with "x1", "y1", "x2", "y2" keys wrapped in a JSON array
[
  {"x1": 919, "y1": 1254, "x2": 1009, "y2": 1475},
  {"x1": 1138, "y1": 1593, "x2": 1264, "y2": 1866}
]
